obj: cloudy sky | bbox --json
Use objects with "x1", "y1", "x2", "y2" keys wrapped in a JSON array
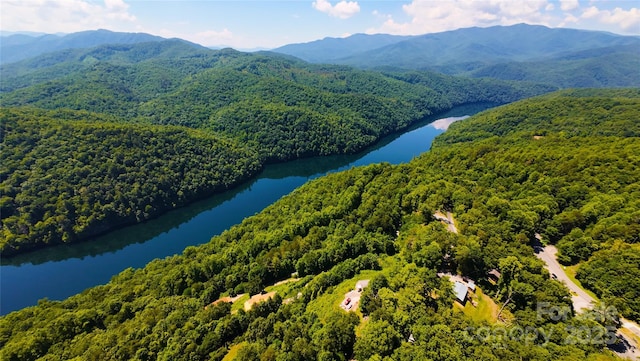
[{"x1": 2, "y1": 0, "x2": 639, "y2": 49}]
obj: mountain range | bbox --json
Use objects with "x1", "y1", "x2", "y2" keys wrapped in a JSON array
[
  {"x1": 273, "y1": 24, "x2": 640, "y2": 87},
  {"x1": 274, "y1": 24, "x2": 640, "y2": 69},
  {"x1": 1, "y1": 21, "x2": 640, "y2": 361},
  {"x1": 0, "y1": 29, "x2": 167, "y2": 64},
  {"x1": 2, "y1": 23, "x2": 639, "y2": 254},
  {"x1": 3, "y1": 24, "x2": 638, "y2": 88}
]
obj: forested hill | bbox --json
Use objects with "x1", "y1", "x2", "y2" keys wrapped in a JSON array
[
  {"x1": 0, "y1": 29, "x2": 167, "y2": 64},
  {"x1": 0, "y1": 41, "x2": 555, "y2": 255},
  {"x1": 434, "y1": 88, "x2": 640, "y2": 145},
  {"x1": 1, "y1": 89, "x2": 638, "y2": 361},
  {"x1": 0, "y1": 107, "x2": 262, "y2": 256},
  {"x1": 465, "y1": 45, "x2": 640, "y2": 88},
  {"x1": 0, "y1": 41, "x2": 555, "y2": 159}
]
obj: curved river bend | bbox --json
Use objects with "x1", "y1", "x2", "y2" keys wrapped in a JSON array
[{"x1": 0, "y1": 104, "x2": 494, "y2": 315}]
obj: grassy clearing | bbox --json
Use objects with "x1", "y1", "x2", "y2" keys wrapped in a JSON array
[
  {"x1": 564, "y1": 264, "x2": 599, "y2": 300},
  {"x1": 265, "y1": 277, "x2": 303, "y2": 298},
  {"x1": 305, "y1": 269, "x2": 383, "y2": 323},
  {"x1": 222, "y1": 342, "x2": 246, "y2": 361},
  {"x1": 230, "y1": 294, "x2": 251, "y2": 312},
  {"x1": 304, "y1": 255, "x2": 404, "y2": 322},
  {"x1": 462, "y1": 288, "x2": 499, "y2": 324}
]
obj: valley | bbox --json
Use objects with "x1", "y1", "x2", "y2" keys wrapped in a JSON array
[
  {"x1": 1, "y1": 88, "x2": 638, "y2": 361},
  {"x1": 1, "y1": 22, "x2": 639, "y2": 361},
  {"x1": 0, "y1": 104, "x2": 490, "y2": 315}
]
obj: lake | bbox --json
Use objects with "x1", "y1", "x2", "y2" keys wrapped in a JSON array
[{"x1": 0, "y1": 103, "x2": 495, "y2": 315}]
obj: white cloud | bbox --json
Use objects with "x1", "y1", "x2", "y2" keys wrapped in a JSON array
[
  {"x1": 153, "y1": 28, "x2": 235, "y2": 47},
  {"x1": 195, "y1": 29, "x2": 234, "y2": 44},
  {"x1": 581, "y1": 6, "x2": 640, "y2": 32},
  {"x1": 582, "y1": 6, "x2": 601, "y2": 19},
  {"x1": 1, "y1": 0, "x2": 136, "y2": 33},
  {"x1": 312, "y1": 0, "x2": 360, "y2": 19},
  {"x1": 368, "y1": 0, "x2": 639, "y2": 36},
  {"x1": 557, "y1": 13, "x2": 579, "y2": 28},
  {"x1": 370, "y1": 0, "x2": 552, "y2": 35},
  {"x1": 559, "y1": 0, "x2": 579, "y2": 12}
]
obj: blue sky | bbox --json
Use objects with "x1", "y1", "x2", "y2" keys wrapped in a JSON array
[{"x1": 2, "y1": 0, "x2": 639, "y2": 49}]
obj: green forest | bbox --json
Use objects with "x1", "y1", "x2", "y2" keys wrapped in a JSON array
[
  {"x1": 1, "y1": 89, "x2": 638, "y2": 361},
  {"x1": 0, "y1": 42, "x2": 555, "y2": 254},
  {"x1": 0, "y1": 107, "x2": 261, "y2": 255}
]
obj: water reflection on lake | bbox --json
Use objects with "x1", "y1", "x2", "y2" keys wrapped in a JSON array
[{"x1": 0, "y1": 103, "x2": 495, "y2": 314}]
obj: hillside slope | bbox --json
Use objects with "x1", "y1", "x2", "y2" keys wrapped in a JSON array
[
  {"x1": 0, "y1": 29, "x2": 167, "y2": 64},
  {"x1": 1, "y1": 89, "x2": 637, "y2": 361},
  {"x1": 0, "y1": 108, "x2": 261, "y2": 256},
  {"x1": 0, "y1": 43, "x2": 555, "y2": 157},
  {"x1": 467, "y1": 45, "x2": 640, "y2": 88},
  {"x1": 0, "y1": 41, "x2": 555, "y2": 255}
]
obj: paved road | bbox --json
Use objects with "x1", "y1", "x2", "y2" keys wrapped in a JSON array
[
  {"x1": 534, "y1": 244, "x2": 595, "y2": 312},
  {"x1": 433, "y1": 211, "x2": 458, "y2": 234},
  {"x1": 535, "y1": 243, "x2": 639, "y2": 360}
]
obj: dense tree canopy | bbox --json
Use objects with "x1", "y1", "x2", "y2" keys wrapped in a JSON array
[
  {"x1": 1, "y1": 89, "x2": 637, "y2": 360},
  {"x1": 0, "y1": 43, "x2": 556, "y2": 158},
  {"x1": 0, "y1": 44, "x2": 555, "y2": 254},
  {"x1": 0, "y1": 107, "x2": 261, "y2": 255}
]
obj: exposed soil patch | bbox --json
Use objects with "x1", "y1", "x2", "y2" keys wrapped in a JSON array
[
  {"x1": 244, "y1": 291, "x2": 277, "y2": 311},
  {"x1": 207, "y1": 293, "x2": 246, "y2": 309}
]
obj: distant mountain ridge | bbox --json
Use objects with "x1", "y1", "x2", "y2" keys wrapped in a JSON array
[
  {"x1": 272, "y1": 24, "x2": 640, "y2": 86},
  {"x1": 0, "y1": 39, "x2": 212, "y2": 92},
  {"x1": 4, "y1": 25, "x2": 638, "y2": 89},
  {"x1": 0, "y1": 29, "x2": 169, "y2": 64},
  {"x1": 274, "y1": 33, "x2": 414, "y2": 63}
]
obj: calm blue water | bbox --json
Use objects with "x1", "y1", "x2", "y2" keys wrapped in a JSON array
[{"x1": 0, "y1": 104, "x2": 493, "y2": 315}]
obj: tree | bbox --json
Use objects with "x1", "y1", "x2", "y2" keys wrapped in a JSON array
[
  {"x1": 314, "y1": 312, "x2": 359, "y2": 360},
  {"x1": 497, "y1": 256, "x2": 523, "y2": 320},
  {"x1": 353, "y1": 320, "x2": 401, "y2": 360}
]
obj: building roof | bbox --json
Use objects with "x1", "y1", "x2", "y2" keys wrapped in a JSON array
[
  {"x1": 488, "y1": 269, "x2": 502, "y2": 278},
  {"x1": 453, "y1": 281, "x2": 467, "y2": 303},
  {"x1": 467, "y1": 280, "x2": 476, "y2": 291}
]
